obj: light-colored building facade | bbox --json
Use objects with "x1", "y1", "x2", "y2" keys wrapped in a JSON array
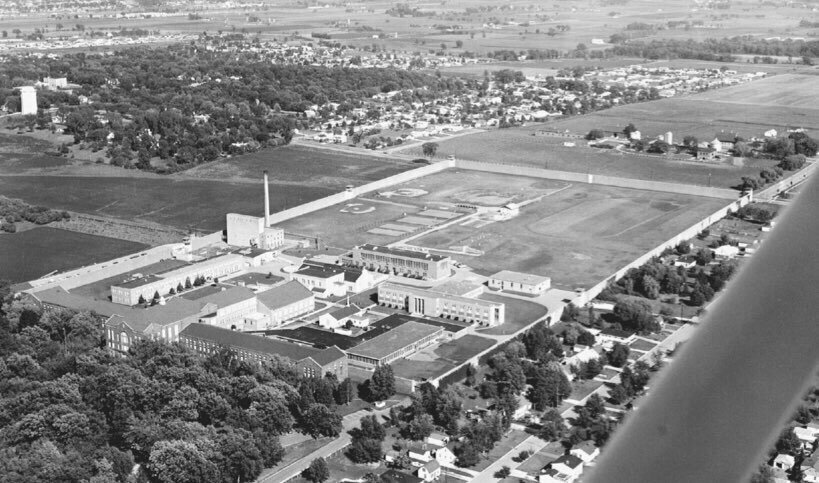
[
  {"x1": 197, "y1": 287, "x2": 258, "y2": 330},
  {"x1": 226, "y1": 213, "x2": 284, "y2": 250},
  {"x1": 351, "y1": 244, "x2": 451, "y2": 281},
  {"x1": 256, "y1": 281, "x2": 315, "y2": 328},
  {"x1": 378, "y1": 282, "x2": 505, "y2": 327},
  {"x1": 489, "y1": 270, "x2": 551, "y2": 295},
  {"x1": 110, "y1": 254, "x2": 247, "y2": 306},
  {"x1": 346, "y1": 321, "x2": 443, "y2": 367},
  {"x1": 19, "y1": 86, "x2": 37, "y2": 115},
  {"x1": 290, "y1": 264, "x2": 347, "y2": 298}
]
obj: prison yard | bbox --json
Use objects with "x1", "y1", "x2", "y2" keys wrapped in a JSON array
[{"x1": 279, "y1": 168, "x2": 729, "y2": 289}]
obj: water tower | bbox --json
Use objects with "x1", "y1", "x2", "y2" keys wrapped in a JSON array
[{"x1": 19, "y1": 86, "x2": 37, "y2": 115}]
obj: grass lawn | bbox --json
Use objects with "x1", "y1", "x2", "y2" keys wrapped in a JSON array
[
  {"x1": 477, "y1": 294, "x2": 549, "y2": 336},
  {"x1": 259, "y1": 437, "x2": 332, "y2": 479},
  {"x1": 570, "y1": 380, "x2": 604, "y2": 402},
  {"x1": 287, "y1": 449, "x2": 385, "y2": 483},
  {"x1": 517, "y1": 446, "x2": 562, "y2": 474},
  {"x1": 338, "y1": 398, "x2": 373, "y2": 417},
  {"x1": 0, "y1": 227, "x2": 149, "y2": 283},
  {"x1": 392, "y1": 334, "x2": 496, "y2": 381},
  {"x1": 470, "y1": 430, "x2": 531, "y2": 472},
  {"x1": 629, "y1": 338, "x2": 658, "y2": 352}
]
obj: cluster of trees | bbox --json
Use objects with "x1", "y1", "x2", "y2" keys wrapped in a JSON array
[
  {"x1": 0, "y1": 285, "x2": 352, "y2": 482},
  {"x1": 735, "y1": 204, "x2": 776, "y2": 224},
  {"x1": 599, "y1": 247, "x2": 738, "y2": 309},
  {"x1": 606, "y1": 37, "x2": 819, "y2": 62},
  {"x1": 0, "y1": 196, "x2": 70, "y2": 232},
  {"x1": 765, "y1": 133, "x2": 818, "y2": 160},
  {"x1": 607, "y1": 361, "x2": 654, "y2": 406},
  {"x1": 6, "y1": 42, "x2": 447, "y2": 172}
]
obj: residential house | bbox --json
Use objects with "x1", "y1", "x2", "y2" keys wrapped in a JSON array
[
  {"x1": 408, "y1": 443, "x2": 433, "y2": 464},
  {"x1": 432, "y1": 445, "x2": 455, "y2": 466},
  {"x1": 774, "y1": 453, "x2": 795, "y2": 471},
  {"x1": 696, "y1": 147, "x2": 716, "y2": 161},
  {"x1": 714, "y1": 245, "x2": 740, "y2": 259},
  {"x1": 570, "y1": 440, "x2": 600, "y2": 464},
  {"x1": 794, "y1": 426, "x2": 819, "y2": 451},
  {"x1": 417, "y1": 461, "x2": 441, "y2": 482},
  {"x1": 597, "y1": 328, "x2": 636, "y2": 348},
  {"x1": 541, "y1": 454, "x2": 584, "y2": 483},
  {"x1": 426, "y1": 432, "x2": 450, "y2": 447}
]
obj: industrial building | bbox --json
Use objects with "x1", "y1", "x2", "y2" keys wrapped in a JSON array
[
  {"x1": 225, "y1": 171, "x2": 285, "y2": 250},
  {"x1": 378, "y1": 281, "x2": 505, "y2": 327},
  {"x1": 179, "y1": 323, "x2": 348, "y2": 379},
  {"x1": 255, "y1": 280, "x2": 315, "y2": 328},
  {"x1": 350, "y1": 244, "x2": 452, "y2": 281},
  {"x1": 346, "y1": 321, "x2": 443, "y2": 367}
]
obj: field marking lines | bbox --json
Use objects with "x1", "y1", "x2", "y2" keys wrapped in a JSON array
[
  {"x1": 95, "y1": 200, "x2": 120, "y2": 212},
  {"x1": 358, "y1": 197, "x2": 416, "y2": 208},
  {"x1": 602, "y1": 211, "x2": 669, "y2": 239}
]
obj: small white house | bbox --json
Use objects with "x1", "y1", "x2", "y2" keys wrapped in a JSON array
[
  {"x1": 417, "y1": 461, "x2": 441, "y2": 482},
  {"x1": 433, "y1": 446, "x2": 455, "y2": 466},
  {"x1": 426, "y1": 432, "x2": 450, "y2": 447},
  {"x1": 570, "y1": 440, "x2": 600, "y2": 464},
  {"x1": 774, "y1": 453, "x2": 795, "y2": 471},
  {"x1": 714, "y1": 245, "x2": 740, "y2": 259}
]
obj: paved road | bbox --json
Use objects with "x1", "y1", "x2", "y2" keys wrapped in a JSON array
[
  {"x1": 587, "y1": 172, "x2": 819, "y2": 482},
  {"x1": 256, "y1": 402, "x2": 401, "y2": 483}
]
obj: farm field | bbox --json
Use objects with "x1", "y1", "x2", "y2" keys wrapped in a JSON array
[
  {"x1": 0, "y1": 175, "x2": 336, "y2": 232},
  {"x1": 181, "y1": 144, "x2": 415, "y2": 188},
  {"x1": 0, "y1": 227, "x2": 148, "y2": 283},
  {"x1": 419, "y1": 129, "x2": 777, "y2": 188},
  {"x1": 685, "y1": 73, "x2": 819, "y2": 108}
]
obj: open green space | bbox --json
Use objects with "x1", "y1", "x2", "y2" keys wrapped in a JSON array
[
  {"x1": 423, "y1": 128, "x2": 779, "y2": 189},
  {"x1": 392, "y1": 334, "x2": 496, "y2": 381},
  {"x1": 183, "y1": 144, "x2": 415, "y2": 188},
  {"x1": 0, "y1": 175, "x2": 335, "y2": 232},
  {"x1": 477, "y1": 294, "x2": 550, "y2": 336},
  {"x1": 569, "y1": 379, "x2": 604, "y2": 402},
  {"x1": 0, "y1": 227, "x2": 148, "y2": 283}
]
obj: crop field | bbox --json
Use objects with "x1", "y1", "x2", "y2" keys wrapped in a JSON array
[
  {"x1": 0, "y1": 146, "x2": 412, "y2": 232},
  {"x1": 0, "y1": 227, "x2": 148, "y2": 283},
  {"x1": 0, "y1": 175, "x2": 336, "y2": 232},
  {"x1": 424, "y1": 129, "x2": 777, "y2": 189},
  {"x1": 686, "y1": 74, "x2": 819, "y2": 108},
  {"x1": 182, "y1": 144, "x2": 414, "y2": 189}
]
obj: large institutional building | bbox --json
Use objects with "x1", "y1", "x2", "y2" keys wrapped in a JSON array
[
  {"x1": 225, "y1": 171, "x2": 285, "y2": 250},
  {"x1": 350, "y1": 244, "x2": 452, "y2": 281},
  {"x1": 378, "y1": 281, "x2": 505, "y2": 327},
  {"x1": 179, "y1": 323, "x2": 348, "y2": 379},
  {"x1": 110, "y1": 253, "x2": 248, "y2": 305},
  {"x1": 346, "y1": 321, "x2": 443, "y2": 367}
]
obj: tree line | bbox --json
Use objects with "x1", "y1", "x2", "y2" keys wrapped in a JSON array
[
  {"x1": 0, "y1": 285, "x2": 355, "y2": 483},
  {"x1": 0, "y1": 196, "x2": 70, "y2": 233}
]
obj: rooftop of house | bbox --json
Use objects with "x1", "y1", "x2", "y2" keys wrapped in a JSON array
[
  {"x1": 573, "y1": 440, "x2": 598, "y2": 455},
  {"x1": 357, "y1": 243, "x2": 448, "y2": 262},
  {"x1": 551, "y1": 453, "x2": 584, "y2": 469},
  {"x1": 347, "y1": 321, "x2": 443, "y2": 360},
  {"x1": 257, "y1": 281, "x2": 314, "y2": 311}
]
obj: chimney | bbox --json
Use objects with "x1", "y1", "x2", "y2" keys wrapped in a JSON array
[{"x1": 263, "y1": 170, "x2": 270, "y2": 227}]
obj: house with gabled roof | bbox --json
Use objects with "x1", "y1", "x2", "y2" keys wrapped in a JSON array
[
  {"x1": 570, "y1": 440, "x2": 600, "y2": 464},
  {"x1": 417, "y1": 460, "x2": 441, "y2": 482},
  {"x1": 318, "y1": 304, "x2": 363, "y2": 329}
]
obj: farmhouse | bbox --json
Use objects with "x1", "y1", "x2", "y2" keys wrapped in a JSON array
[
  {"x1": 179, "y1": 323, "x2": 347, "y2": 379},
  {"x1": 489, "y1": 270, "x2": 551, "y2": 295},
  {"x1": 346, "y1": 321, "x2": 443, "y2": 367},
  {"x1": 351, "y1": 244, "x2": 452, "y2": 281},
  {"x1": 378, "y1": 281, "x2": 505, "y2": 327}
]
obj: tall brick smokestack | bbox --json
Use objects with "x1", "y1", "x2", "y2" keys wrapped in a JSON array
[{"x1": 263, "y1": 170, "x2": 270, "y2": 227}]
